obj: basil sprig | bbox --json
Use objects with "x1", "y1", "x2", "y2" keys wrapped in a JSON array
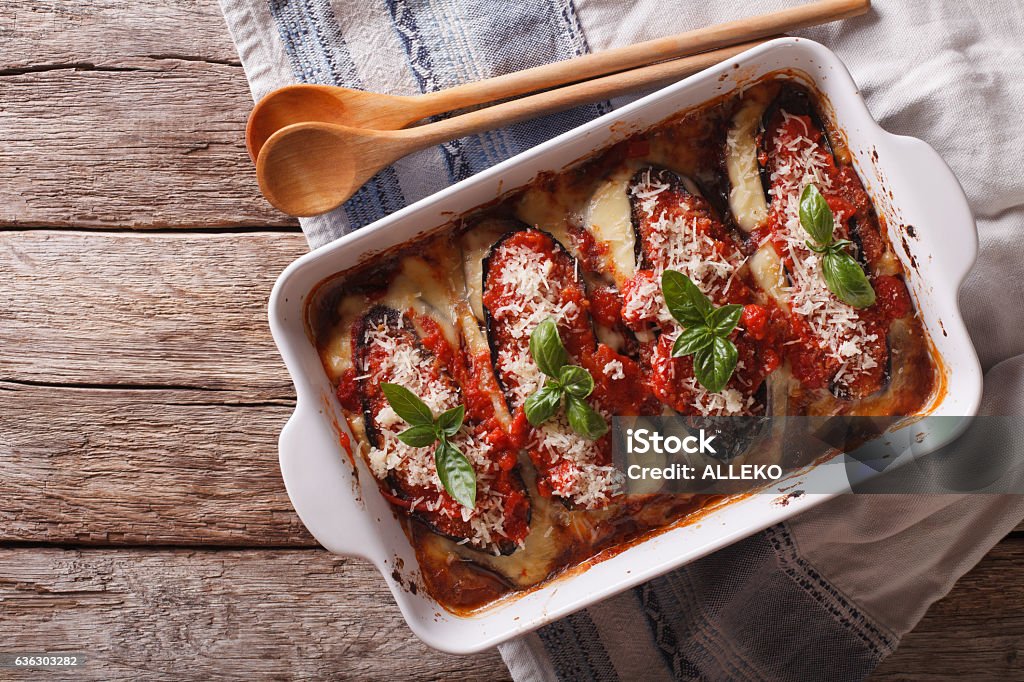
[
  {"x1": 523, "y1": 319, "x2": 608, "y2": 440},
  {"x1": 380, "y1": 383, "x2": 475, "y2": 509},
  {"x1": 662, "y1": 270, "x2": 742, "y2": 393},
  {"x1": 799, "y1": 184, "x2": 876, "y2": 309}
]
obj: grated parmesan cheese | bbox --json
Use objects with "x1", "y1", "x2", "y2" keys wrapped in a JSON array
[{"x1": 603, "y1": 359, "x2": 625, "y2": 380}]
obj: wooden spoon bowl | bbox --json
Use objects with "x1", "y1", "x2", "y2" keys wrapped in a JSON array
[
  {"x1": 256, "y1": 122, "x2": 406, "y2": 216},
  {"x1": 245, "y1": 85, "x2": 424, "y2": 161}
]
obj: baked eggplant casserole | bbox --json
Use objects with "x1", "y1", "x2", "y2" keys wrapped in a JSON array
[{"x1": 308, "y1": 74, "x2": 940, "y2": 613}]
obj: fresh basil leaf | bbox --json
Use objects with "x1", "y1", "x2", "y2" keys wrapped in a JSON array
[
  {"x1": 799, "y1": 183, "x2": 834, "y2": 246},
  {"x1": 524, "y1": 385, "x2": 563, "y2": 426},
  {"x1": 435, "y1": 404, "x2": 465, "y2": 438},
  {"x1": 693, "y1": 337, "x2": 738, "y2": 393},
  {"x1": 530, "y1": 318, "x2": 569, "y2": 378},
  {"x1": 558, "y1": 365, "x2": 594, "y2": 399},
  {"x1": 661, "y1": 269, "x2": 711, "y2": 326},
  {"x1": 396, "y1": 424, "x2": 438, "y2": 448},
  {"x1": 707, "y1": 304, "x2": 743, "y2": 337},
  {"x1": 435, "y1": 440, "x2": 476, "y2": 509},
  {"x1": 380, "y1": 383, "x2": 434, "y2": 427},
  {"x1": 672, "y1": 326, "x2": 714, "y2": 357},
  {"x1": 823, "y1": 250, "x2": 876, "y2": 309},
  {"x1": 565, "y1": 395, "x2": 609, "y2": 440}
]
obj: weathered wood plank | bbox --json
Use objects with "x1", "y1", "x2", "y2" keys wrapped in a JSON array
[
  {"x1": 871, "y1": 537, "x2": 1024, "y2": 680},
  {"x1": 0, "y1": 231, "x2": 306, "y2": 392},
  {"x1": 1, "y1": 2, "x2": 242, "y2": 69},
  {"x1": 0, "y1": 230, "x2": 314, "y2": 547},
  {"x1": 0, "y1": 540, "x2": 1021, "y2": 680},
  {"x1": 0, "y1": 547, "x2": 510, "y2": 680},
  {"x1": 0, "y1": 382, "x2": 313, "y2": 546},
  {"x1": 0, "y1": 2, "x2": 294, "y2": 228}
]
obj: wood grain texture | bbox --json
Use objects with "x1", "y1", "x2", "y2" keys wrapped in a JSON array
[
  {"x1": 0, "y1": 231, "x2": 306, "y2": 392},
  {"x1": 1, "y1": 2, "x2": 241, "y2": 68},
  {"x1": 0, "y1": 2, "x2": 295, "y2": 228},
  {"x1": 0, "y1": 547, "x2": 510, "y2": 680},
  {"x1": 0, "y1": 381, "x2": 313, "y2": 546},
  {"x1": 0, "y1": 231, "x2": 315, "y2": 545},
  {"x1": 0, "y1": 542, "x2": 1020, "y2": 680},
  {"x1": 871, "y1": 537, "x2": 1024, "y2": 680}
]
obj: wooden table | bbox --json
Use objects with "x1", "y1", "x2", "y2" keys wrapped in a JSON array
[{"x1": 0, "y1": 2, "x2": 1020, "y2": 679}]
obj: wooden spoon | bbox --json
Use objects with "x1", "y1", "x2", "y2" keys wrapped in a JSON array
[
  {"x1": 257, "y1": 42, "x2": 764, "y2": 217},
  {"x1": 246, "y1": 0, "x2": 870, "y2": 159}
]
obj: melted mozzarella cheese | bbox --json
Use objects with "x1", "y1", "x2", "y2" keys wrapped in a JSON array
[
  {"x1": 584, "y1": 168, "x2": 639, "y2": 288},
  {"x1": 726, "y1": 97, "x2": 770, "y2": 233}
]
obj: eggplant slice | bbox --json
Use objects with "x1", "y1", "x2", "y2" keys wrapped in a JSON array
[
  {"x1": 620, "y1": 166, "x2": 771, "y2": 418},
  {"x1": 628, "y1": 167, "x2": 740, "y2": 293},
  {"x1": 353, "y1": 304, "x2": 530, "y2": 555},
  {"x1": 481, "y1": 226, "x2": 621, "y2": 510},
  {"x1": 481, "y1": 224, "x2": 593, "y2": 410},
  {"x1": 726, "y1": 86, "x2": 891, "y2": 400}
]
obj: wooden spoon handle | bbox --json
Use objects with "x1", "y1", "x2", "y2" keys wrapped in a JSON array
[
  {"x1": 401, "y1": 41, "x2": 764, "y2": 151},
  {"x1": 413, "y1": 0, "x2": 869, "y2": 117}
]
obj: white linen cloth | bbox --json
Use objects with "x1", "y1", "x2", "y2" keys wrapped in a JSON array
[{"x1": 217, "y1": 0, "x2": 1024, "y2": 678}]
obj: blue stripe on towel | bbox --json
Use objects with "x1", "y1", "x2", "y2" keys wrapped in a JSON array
[
  {"x1": 267, "y1": 0, "x2": 610, "y2": 231},
  {"x1": 385, "y1": 0, "x2": 473, "y2": 184},
  {"x1": 384, "y1": 0, "x2": 611, "y2": 184},
  {"x1": 267, "y1": 0, "x2": 408, "y2": 230},
  {"x1": 638, "y1": 583, "x2": 702, "y2": 680},
  {"x1": 536, "y1": 609, "x2": 618, "y2": 682}
]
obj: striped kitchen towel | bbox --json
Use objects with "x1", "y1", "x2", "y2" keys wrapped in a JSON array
[{"x1": 217, "y1": 1, "x2": 1024, "y2": 679}]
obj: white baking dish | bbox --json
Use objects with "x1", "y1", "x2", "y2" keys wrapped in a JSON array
[{"x1": 268, "y1": 38, "x2": 981, "y2": 654}]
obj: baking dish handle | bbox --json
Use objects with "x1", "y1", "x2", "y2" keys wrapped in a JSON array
[
  {"x1": 882, "y1": 132, "x2": 979, "y2": 287},
  {"x1": 278, "y1": 402, "x2": 378, "y2": 561}
]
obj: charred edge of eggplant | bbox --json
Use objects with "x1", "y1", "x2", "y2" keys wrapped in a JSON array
[
  {"x1": 628, "y1": 166, "x2": 697, "y2": 271},
  {"x1": 846, "y1": 217, "x2": 872, "y2": 270},
  {"x1": 354, "y1": 304, "x2": 412, "y2": 450},
  {"x1": 757, "y1": 85, "x2": 838, "y2": 201},
  {"x1": 699, "y1": 178, "x2": 733, "y2": 229},
  {"x1": 480, "y1": 223, "x2": 589, "y2": 409},
  {"x1": 702, "y1": 147, "x2": 741, "y2": 233}
]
